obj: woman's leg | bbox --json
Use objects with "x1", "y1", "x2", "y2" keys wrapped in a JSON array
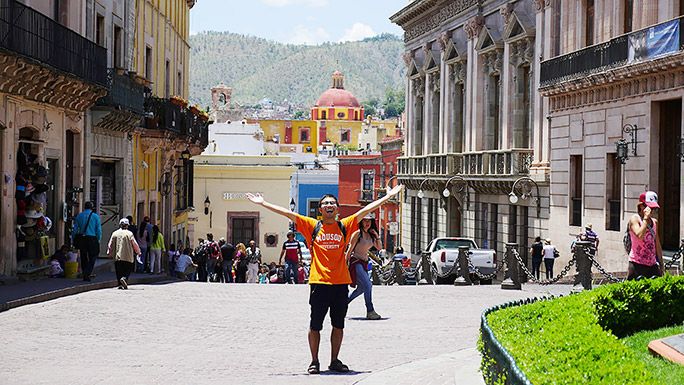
[
  {"x1": 544, "y1": 259, "x2": 554, "y2": 279},
  {"x1": 348, "y1": 264, "x2": 364, "y2": 304}
]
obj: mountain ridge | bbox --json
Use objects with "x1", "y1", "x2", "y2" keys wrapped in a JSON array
[{"x1": 189, "y1": 32, "x2": 405, "y2": 109}]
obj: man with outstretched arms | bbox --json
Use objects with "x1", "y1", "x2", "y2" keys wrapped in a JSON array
[{"x1": 246, "y1": 185, "x2": 403, "y2": 374}]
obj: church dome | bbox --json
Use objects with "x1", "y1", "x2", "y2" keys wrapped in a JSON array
[
  {"x1": 316, "y1": 88, "x2": 360, "y2": 108},
  {"x1": 315, "y1": 70, "x2": 360, "y2": 108}
]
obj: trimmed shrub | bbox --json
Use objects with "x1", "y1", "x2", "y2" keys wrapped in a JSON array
[
  {"x1": 483, "y1": 291, "x2": 657, "y2": 385},
  {"x1": 594, "y1": 275, "x2": 684, "y2": 338}
]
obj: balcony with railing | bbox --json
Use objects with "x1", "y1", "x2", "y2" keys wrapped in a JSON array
[
  {"x1": 541, "y1": 17, "x2": 684, "y2": 88},
  {"x1": 397, "y1": 149, "x2": 532, "y2": 178},
  {"x1": 96, "y1": 69, "x2": 145, "y2": 115},
  {"x1": 0, "y1": 0, "x2": 107, "y2": 87},
  {"x1": 144, "y1": 96, "x2": 210, "y2": 146}
]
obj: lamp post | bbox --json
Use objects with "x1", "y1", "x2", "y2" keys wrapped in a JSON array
[
  {"x1": 180, "y1": 149, "x2": 191, "y2": 160},
  {"x1": 289, "y1": 198, "x2": 296, "y2": 232},
  {"x1": 615, "y1": 123, "x2": 641, "y2": 164},
  {"x1": 508, "y1": 176, "x2": 541, "y2": 217},
  {"x1": 160, "y1": 172, "x2": 172, "y2": 197}
]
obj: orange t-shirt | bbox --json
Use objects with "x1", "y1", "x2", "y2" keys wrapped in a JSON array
[{"x1": 296, "y1": 214, "x2": 359, "y2": 285}]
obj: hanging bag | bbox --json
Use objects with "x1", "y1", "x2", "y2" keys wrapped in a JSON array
[{"x1": 73, "y1": 211, "x2": 94, "y2": 249}]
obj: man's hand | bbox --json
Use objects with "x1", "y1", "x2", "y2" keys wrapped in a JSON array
[
  {"x1": 386, "y1": 184, "x2": 404, "y2": 197},
  {"x1": 246, "y1": 193, "x2": 264, "y2": 205}
]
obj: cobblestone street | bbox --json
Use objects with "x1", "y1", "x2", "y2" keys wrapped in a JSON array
[{"x1": 1, "y1": 282, "x2": 571, "y2": 385}]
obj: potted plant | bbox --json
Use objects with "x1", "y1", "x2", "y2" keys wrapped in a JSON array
[{"x1": 170, "y1": 95, "x2": 188, "y2": 108}]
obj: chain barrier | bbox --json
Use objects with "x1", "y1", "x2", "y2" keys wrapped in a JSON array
[
  {"x1": 511, "y1": 248, "x2": 576, "y2": 285},
  {"x1": 664, "y1": 243, "x2": 684, "y2": 269},
  {"x1": 584, "y1": 248, "x2": 624, "y2": 283},
  {"x1": 465, "y1": 254, "x2": 503, "y2": 281},
  {"x1": 429, "y1": 255, "x2": 461, "y2": 279}
]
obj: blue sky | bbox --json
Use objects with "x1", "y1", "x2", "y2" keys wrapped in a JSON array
[{"x1": 190, "y1": 0, "x2": 409, "y2": 45}]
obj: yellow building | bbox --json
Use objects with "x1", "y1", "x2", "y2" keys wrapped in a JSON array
[
  {"x1": 193, "y1": 155, "x2": 296, "y2": 263},
  {"x1": 259, "y1": 119, "x2": 319, "y2": 154},
  {"x1": 311, "y1": 71, "x2": 364, "y2": 150},
  {"x1": 131, "y1": 0, "x2": 207, "y2": 248}
]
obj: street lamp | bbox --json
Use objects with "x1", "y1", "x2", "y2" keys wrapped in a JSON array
[
  {"x1": 204, "y1": 196, "x2": 211, "y2": 215},
  {"x1": 180, "y1": 149, "x2": 191, "y2": 160},
  {"x1": 615, "y1": 123, "x2": 640, "y2": 164},
  {"x1": 384, "y1": 175, "x2": 399, "y2": 189},
  {"x1": 417, "y1": 179, "x2": 429, "y2": 199},
  {"x1": 160, "y1": 172, "x2": 171, "y2": 197},
  {"x1": 289, "y1": 198, "x2": 296, "y2": 212},
  {"x1": 442, "y1": 175, "x2": 469, "y2": 210},
  {"x1": 508, "y1": 176, "x2": 541, "y2": 216},
  {"x1": 174, "y1": 174, "x2": 184, "y2": 195}
]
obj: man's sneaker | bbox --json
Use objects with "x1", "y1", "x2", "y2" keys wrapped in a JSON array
[
  {"x1": 366, "y1": 310, "x2": 381, "y2": 320},
  {"x1": 119, "y1": 277, "x2": 128, "y2": 290}
]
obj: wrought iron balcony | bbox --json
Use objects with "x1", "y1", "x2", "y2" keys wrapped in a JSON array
[
  {"x1": 144, "y1": 96, "x2": 210, "y2": 146},
  {"x1": 541, "y1": 17, "x2": 684, "y2": 88},
  {"x1": 96, "y1": 69, "x2": 145, "y2": 115},
  {"x1": 0, "y1": 0, "x2": 107, "y2": 86}
]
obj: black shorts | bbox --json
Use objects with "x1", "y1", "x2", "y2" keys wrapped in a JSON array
[
  {"x1": 627, "y1": 261, "x2": 662, "y2": 280},
  {"x1": 309, "y1": 284, "x2": 348, "y2": 331}
]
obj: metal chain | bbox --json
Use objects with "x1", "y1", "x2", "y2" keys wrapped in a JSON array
[
  {"x1": 429, "y1": 255, "x2": 461, "y2": 279},
  {"x1": 511, "y1": 248, "x2": 576, "y2": 285},
  {"x1": 665, "y1": 243, "x2": 684, "y2": 269},
  {"x1": 465, "y1": 254, "x2": 501, "y2": 281},
  {"x1": 584, "y1": 249, "x2": 624, "y2": 283}
]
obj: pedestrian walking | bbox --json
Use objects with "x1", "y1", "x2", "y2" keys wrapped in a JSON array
[
  {"x1": 246, "y1": 240, "x2": 262, "y2": 283},
  {"x1": 234, "y1": 243, "x2": 248, "y2": 283},
  {"x1": 149, "y1": 225, "x2": 165, "y2": 274},
  {"x1": 107, "y1": 218, "x2": 141, "y2": 290},
  {"x1": 220, "y1": 238, "x2": 236, "y2": 283},
  {"x1": 346, "y1": 214, "x2": 383, "y2": 320},
  {"x1": 246, "y1": 184, "x2": 403, "y2": 374},
  {"x1": 530, "y1": 236, "x2": 544, "y2": 280},
  {"x1": 205, "y1": 233, "x2": 221, "y2": 282},
  {"x1": 194, "y1": 238, "x2": 209, "y2": 282},
  {"x1": 72, "y1": 201, "x2": 102, "y2": 282},
  {"x1": 542, "y1": 239, "x2": 558, "y2": 280},
  {"x1": 627, "y1": 191, "x2": 664, "y2": 280},
  {"x1": 168, "y1": 244, "x2": 179, "y2": 277},
  {"x1": 137, "y1": 217, "x2": 151, "y2": 273},
  {"x1": 582, "y1": 223, "x2": 600, "y2": 252},
  {"x1": 279, "y1": 232, "x2": 302, "y2": 284}
]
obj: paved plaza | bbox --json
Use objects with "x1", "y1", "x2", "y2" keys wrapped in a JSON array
[{"x1": 0, "y1": 282, "x2": 572, "y2": 385}]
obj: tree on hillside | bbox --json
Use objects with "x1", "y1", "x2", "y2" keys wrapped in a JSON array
[
  {"x1": 384, "y1": 87, "x2": 405, "y2": 118},
  {"x1": 362, "y1": 98, "x2": 381, "y2": 118}
]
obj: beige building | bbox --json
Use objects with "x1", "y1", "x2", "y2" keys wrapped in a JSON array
[
  {"x1": 193, "y1": 154, "x2": 296, "y2": 263},
  {"x1": 540, "y1": 1, "x2": 684, "y2": 271}
]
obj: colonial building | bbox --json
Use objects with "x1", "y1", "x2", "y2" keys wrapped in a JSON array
[
  {"x1": 0, "y1": 0, "x2": 108, "y2": 275},
  {"x1": 132, "y1": 0, "x2": 208, "y2": 248},
  {"x1": 88, "y1": 0, "x2": 145, "y2": 253},
  {"x1": 391, "y1": 0, "x2": 549, "y2": 263},
  {"x1": 540, "y1": 1, "x2": 684, "y2": 272},
  {"x1": 312, "y1": 71, "x2": 364, "y2": 151}
]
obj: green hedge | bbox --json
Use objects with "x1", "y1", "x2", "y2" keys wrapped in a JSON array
[
  {"x1": 594, "y1": 275, "x2": 684, "y2": 338},
  {"x1": 478, "y1": 277, "x2": 684, "y2": 385}
]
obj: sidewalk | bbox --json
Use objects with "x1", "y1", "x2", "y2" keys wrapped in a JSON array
[{"x1": 0, "y1": 260, "x2": 174, "y2": 312}]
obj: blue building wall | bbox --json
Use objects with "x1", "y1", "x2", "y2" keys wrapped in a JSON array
[{"x1": 298, "y1": 183, "x2": 338, "y2": 217}]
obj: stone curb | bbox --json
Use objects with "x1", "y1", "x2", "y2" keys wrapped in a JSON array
[{"x1": 0, "y1": 276, "x2": 175, "y2": 313}]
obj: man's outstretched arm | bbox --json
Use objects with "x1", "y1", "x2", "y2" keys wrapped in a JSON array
[
  {"x1": 354, "y1": 185, "x2": 404, "y2": 221},
  {"x1": 246, "y1": 193, "x2": 297, "y2": 221}
]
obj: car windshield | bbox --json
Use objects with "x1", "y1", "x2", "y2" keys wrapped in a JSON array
[{"x1": 434, "y1": 239, "x2": 474, "y2": 250}]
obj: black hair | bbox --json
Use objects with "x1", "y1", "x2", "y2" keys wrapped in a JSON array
[
  {"x1": 126, "y1": 215, "x2": 133, "y2": 223},
  {"x1": 360, "y1": 218, "x2": 379, "y2": 241},
  {"x1": 318, "y1": 194, "x2": 338, "y2": 206},
  {"x1": 395, "y1": 246, "x2": 404, "y2": 254},
  {"x1": 84, "y1": 201, "x2": 94, "y2": 210},
  {"x1": 535, "y1": 236, "x2": 541, "y2": 242},
  {"x1": 152, "y1": 225, "x2": 160, "y2": 243}
]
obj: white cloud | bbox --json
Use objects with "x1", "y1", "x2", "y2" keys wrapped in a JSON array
[
  {"x1": 261, "y1": 0, "x2": 328, "y2": 7},
  {"x1": 338, "y1": 22, "x2": 376, "y2": 43},
  {"x1": 288, "y1": 25, "x2": 330, "y2": 45}
]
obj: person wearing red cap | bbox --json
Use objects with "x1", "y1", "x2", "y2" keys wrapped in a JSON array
[{"x1": 626, "y1": 191, "x2": 664, "y2": 280}]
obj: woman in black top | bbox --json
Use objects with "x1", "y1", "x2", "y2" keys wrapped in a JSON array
[{"x1": 530, "y1": 236, "x2": 544, "y2": 280}]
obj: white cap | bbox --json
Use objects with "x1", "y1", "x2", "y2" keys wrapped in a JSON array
[{"x1": 119, "y1": 218, "x2": 130, "y2": 226}]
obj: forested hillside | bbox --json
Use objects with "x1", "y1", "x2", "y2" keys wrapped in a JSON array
[{"x1": 189, "y1": 32, "x2": 405, "y2": 108}]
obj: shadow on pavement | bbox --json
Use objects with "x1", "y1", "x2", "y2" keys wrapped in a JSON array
[{"x1": 347, "y1": 317, "x2": 390, "y2": 321}]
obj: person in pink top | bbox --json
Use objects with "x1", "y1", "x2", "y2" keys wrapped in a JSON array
[{"x1": 627, "y1": 191, "x2": 664, "y2": 280}]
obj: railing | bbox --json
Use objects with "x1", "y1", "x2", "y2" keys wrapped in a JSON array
[
  {"x1": 144, "y1": 96, "x2": 210, "y2": 146},
  {"x1": 96, "y1": 69, "x2": 145, "y2": 115},
  {"x1": 397, "y1": 153, "x2": 463, "y2": 176},
  {"x1": 541, "y1": 17, "x2": 684, "y2": 87},
  {"x1": 461, "y1": 149, "x2": 533, "y2": 176},
  {"x1": 0, "y1": 0, "x2": 107, "y2": 86}
]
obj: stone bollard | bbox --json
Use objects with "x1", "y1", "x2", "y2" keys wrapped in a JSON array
[
  {"x1": 418, "y1": 251, "x2": 432, "y2": 285},
  {"x1": 454, "y1": 246, "x2": 473, "y2": 286},
  {"x1": 572, "y1": 240, "x2": 593, "y2": 292},
  {"x1": 501, "y1": 243, "x2": 521, "y2": 290},
  {"x1": 393, "y1": 258, "x2": 405, "y2": 285}
]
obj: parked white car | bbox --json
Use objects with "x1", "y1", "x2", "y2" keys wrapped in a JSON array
[{"x1": 415, "y1": 237, "x2": 497, "y2": 284}]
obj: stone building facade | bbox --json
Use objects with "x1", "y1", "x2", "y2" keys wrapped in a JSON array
[
  {"x1": 391, "y1": 0, "x2": 550, "y2": 266},
  {"x1": 540, "y1": 0, "x2": 684, "y2": 272}
]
